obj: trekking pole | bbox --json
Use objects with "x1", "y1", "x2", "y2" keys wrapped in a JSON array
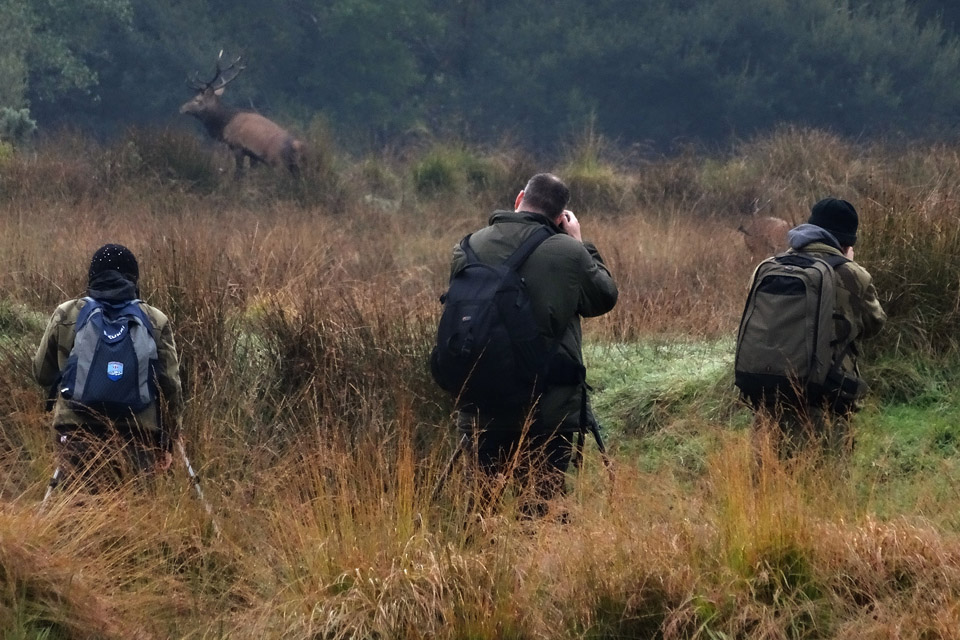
[
  {"x1": 430, "y1": 433, "x2": 468, "y2": 504},
  {"x1": 40, "y1": 429, "x2": 69, "y2": 513},
  {"x1": 575, "y1": 387, "x2": 613, "y2": 480},
  {"x1": 588, "y1": 417, "x2": 615, "y2": 485},
  {"x1": 572, "y1": 427, "x2": 587, "y2": 470},
  {"x1": 40, "y1": 467, "x2": 62, "y2": 512},
  {"x1": 177, "y1": 440, "x2": 221, "y2": 538}
]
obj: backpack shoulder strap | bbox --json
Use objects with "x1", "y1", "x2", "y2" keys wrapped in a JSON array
[
  {"x1": 460, "y1": 234, "x2": 479, "y2": 264},
  {"x1": 773, "y1": 251, "x2": 849, "y2": 274},
  {"x1": 818, "y1": 254, "x2": 853, "y2": 354},
  {"x1": 503, "y1": 225, "x2": 555, "y2": 270},
  {"x1": 118, "y1": 300, "x2": 155, "y2": 337},
  {"x1": 114, "y1": 298, "x2": 145, "y2": 318},
  {"x1": 460, "y1": 225, "x2": 556, "y2": 270},
  {"x1": 75, "y1": 297, "x2": 102, "y2": 330},
  {"x1": 820, "y1": 254, "x2": 850, "y2": 270}
]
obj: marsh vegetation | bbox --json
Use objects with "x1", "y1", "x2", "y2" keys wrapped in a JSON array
[{"x1": 1, "y1": 127, "x2": 959, "y2": 638}]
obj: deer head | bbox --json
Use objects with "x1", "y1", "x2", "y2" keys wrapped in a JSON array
[{"x1": 180, "y1": 51, "x2": 246, "y2": 117}]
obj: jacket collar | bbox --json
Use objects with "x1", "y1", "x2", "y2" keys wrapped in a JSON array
[
  {"x1": 488, "y1": 209, "x2": 562, "y2": 232},
  {"x1": 790, "y1": 241, "x2": 845, "y2": 257},
  {"x1": 87, "y1": 270, "x2": 139, "y2": 303},
  {"x1": 787, "y1": 223, "x2": 843, "y2": 252}
]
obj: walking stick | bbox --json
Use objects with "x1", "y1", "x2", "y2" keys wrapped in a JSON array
[
  {"x1": 430, "y1": 433, "x2": 468, "y2": 503},
  {"x1": 588, "y1": 418, "x2": 615, "y2": 484},
  {"x1": 572, "y1": 427, "x2": 587, "y2": 470},
  {"x1": 574, "y1": 386, "x2": 614, "y2": 482},
  {"x1": 40, "y1": 467, "x2": 62, "y2": 511},
  {"x1": 177, "y1": 440, "x2": 221, "y2": 538},
  {"x1": 40, "y1": 430, "x2": 69, "y2": 512}
]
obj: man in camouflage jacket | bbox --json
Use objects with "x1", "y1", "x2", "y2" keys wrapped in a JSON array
[
  {"x1": 34, "y1": 244, "x2": 183, "y2": 486},
  {"x1": 770, "y1": 198, "x2": 886, "y2": 453},
  {"x1": 450, "y1": 173, "x2": 618, "y2": 515}
]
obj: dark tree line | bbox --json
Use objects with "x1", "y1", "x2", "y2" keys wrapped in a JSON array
[{"x1": 3, "y1": 0, "x2": 960, "y2": 152}]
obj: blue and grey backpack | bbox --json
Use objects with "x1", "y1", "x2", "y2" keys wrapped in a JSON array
[{"x1": 59, "y1": 297, "x2": 159, "y2": 417}]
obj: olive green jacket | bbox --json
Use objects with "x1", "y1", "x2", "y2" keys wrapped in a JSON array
[
  {"x1": 789, "y1": 241, "x2": 887, "y2": 386},
  {"x1": 452, "y1": 210, "x2": 619, "y2": 433},
  {"x1": 33, "y1": 298, "x2": 184, "y2": 438}
]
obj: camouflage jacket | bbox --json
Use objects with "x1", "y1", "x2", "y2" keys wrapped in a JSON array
[
  {"x1": 451, "y1": 210, "x2": 619, "y2": 434},
  {"x1": 787, "y1": 227, "x2": 887, "y2": 388},
  {"x1": 33, "y1": 298, "x2": 184, "y2": 439}
]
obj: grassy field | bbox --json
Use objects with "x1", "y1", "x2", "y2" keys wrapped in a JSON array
[{"x1": 1, "y1": 126, "x2": 960, "y2": 638}]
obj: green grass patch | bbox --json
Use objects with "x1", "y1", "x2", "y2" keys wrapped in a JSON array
[
  {"x1": 586, "y1": 338, "x2": 960, "y2": 512},
  {"x1": 586, "y1": 339, "x2": 748, "y2": 477},
  {"x1": 853, "y1": 399, "x2": 960, "y2": 528},
  {"x1": 587, "y1": 339, "x2": 741, "y2": 435}
]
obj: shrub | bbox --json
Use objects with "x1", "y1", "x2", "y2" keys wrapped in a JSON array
[
  {"x1": 413, "y1": 146, "x2": 464, "y2": 197},
  {"x1": 0, "y1": 107, "x2": 36, "y2": 146},
  {"x1": 632, "y1": 148, "x2": 706, "y2": 212},
  {"x1": 353, "y1": 155, "x2": 403, "y2": 201},
  {"x1": 104, "y1": 127, "x2": 221, "y2": 193},
  {"x1": 0, "y1": 140, "x2": 13, "y2": 166},
  {"x1": 562, "y1": 125, "x2": 633, "y2": 213},
  {"x1": 411, "y1": 143, "x2": 523, "y2": 204}
]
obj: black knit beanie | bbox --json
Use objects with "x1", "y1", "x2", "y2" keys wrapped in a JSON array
[
  {"x1": 808, "y1": 198, "x2": 858, "y2": 247},
  {"x1": 88, "y1": 244, "x2": 139, "y2": 283}
]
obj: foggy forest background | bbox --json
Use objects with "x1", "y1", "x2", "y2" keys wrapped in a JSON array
[{"x1": 5, "y1": 0, "x2": 960, "y2": 151}]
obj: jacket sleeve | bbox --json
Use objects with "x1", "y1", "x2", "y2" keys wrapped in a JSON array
[
  {"x1": 577, "y1": 241, "x2": 619, "y2": 318},
  {"x1": 33, "y1": 306, "x2": 67, "y2": 389},
  {"x1": 840, "y1": 262, "x2": 886, "y2": 341},
  {"x1": 858, "y1": 278, "x2": 886, "y2": 340},
  {"x1": 152, "y1": 312, "x2": 184, "y2": 439}
]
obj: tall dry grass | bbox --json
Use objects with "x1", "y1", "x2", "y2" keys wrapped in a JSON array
[
  {"x1": 2, "y1": 427, "x2": 958, "y2": 638},
  {"x1": 0, "y1": 127, "x2": 959, "y2": 637}
]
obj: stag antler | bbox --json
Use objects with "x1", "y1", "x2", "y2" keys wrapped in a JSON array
[
  {"x1": 211, "y1": 50, "x2": 245, "y2": 89},
  {"x1": 185, "y1": 50, "x2": 246, "y2": 91}
]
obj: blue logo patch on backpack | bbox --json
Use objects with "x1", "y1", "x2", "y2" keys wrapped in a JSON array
[
  {"x1": 59, "y1": 297, "x2": 159, "y2": 417},
  {"x1": 107, "y1": 362, "x2": 124, "y2": 381}
]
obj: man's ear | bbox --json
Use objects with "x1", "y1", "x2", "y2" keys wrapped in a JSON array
[{"x1": 514, "y1": 190, "x2": 524, "y2": 211}]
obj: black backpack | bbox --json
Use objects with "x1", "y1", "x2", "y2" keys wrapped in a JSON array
[
  {"x1": 734, "y1": 252, "x2": 854, "y2": 407},
  {"x1": 430, "y1": 226, "x2": 558, "y2": 411}
]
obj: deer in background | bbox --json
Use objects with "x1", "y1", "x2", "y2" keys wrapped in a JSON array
[
  {"x1": 181, "y1": 52, "x2": 305, "y2": 177},
  {"x1": 738, "y1": 215, "x2": 791, "y2": 261}
]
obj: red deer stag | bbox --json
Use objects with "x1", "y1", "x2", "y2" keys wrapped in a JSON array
[
  {"x1": 738, "y1": 216, "x2": 791, "y2": 261},
  {"x1": 181, "y1": 52, "x2": 304, "y2": 177}
]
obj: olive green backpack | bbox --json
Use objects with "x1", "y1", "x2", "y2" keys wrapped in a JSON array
[{"x1": 734, "y1": 252, "x2": 850, "y2": 406}]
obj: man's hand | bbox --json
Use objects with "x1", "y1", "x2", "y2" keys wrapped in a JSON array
[{"x1": 559, "y1": 209, "x2": 583, "y2": 242}]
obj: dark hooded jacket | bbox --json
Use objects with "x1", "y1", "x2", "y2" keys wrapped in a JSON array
[
  {"x1": 786, "y1": 224, "x2": 886, "y2": 396},
  {"x1": 451, "y1": 210, "x2": 618, "y2": 434}
]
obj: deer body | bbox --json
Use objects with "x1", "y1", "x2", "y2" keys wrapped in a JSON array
[
  {"x1": 181, "y1": 53, "x2": 304, "y2": 176},
  {"x1": 738, "y1": 216, "x2": 791, "y2": 260}
]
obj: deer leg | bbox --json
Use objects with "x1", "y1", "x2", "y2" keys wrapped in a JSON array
[
  {"x1": 281, "y1": 140, "x2": 302, "y2": 178},
  {"x1": 233, "y1": 149, "x2": 246, "y2": 179}
]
